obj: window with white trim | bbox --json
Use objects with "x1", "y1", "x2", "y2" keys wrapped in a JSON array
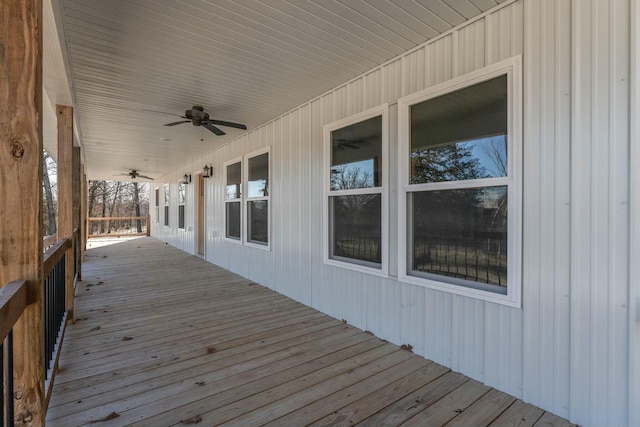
[
  {"x1": 224, "y1": 160, "x2": 242, "y2": 241},
  {"x1": 163, "y1": 184, "x2": 169, "y2": 227},
  {"x1": 324, "y1": 105, "x2": 388, "y2": 275},
  {"x1": 155, "y1": 188, "x2": 159, "y2": 224},
  {"x1": 178, "y1": 182, "x2": 186, "y2": 230},
  {"x1": 398, "y1": 57, "x2": 522, "y2": 306},
  {"x1": 245, "y1": 149, "x2": 270, "y2": 247}
]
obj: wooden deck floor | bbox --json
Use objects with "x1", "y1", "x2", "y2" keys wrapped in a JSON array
[{"x1": 46, "y1": 237, "x2": 574, "y2": 427}]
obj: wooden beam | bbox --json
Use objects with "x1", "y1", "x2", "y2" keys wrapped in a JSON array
[
  {"x1": 0, "y1": 0, "x2": 45, "y2": 424},
  {"x1": 73, "y1": 146, "x2": 82, "y2": 279},
  {"x1": 56, "y1": 104, "x2": 74, "y2": 322}
]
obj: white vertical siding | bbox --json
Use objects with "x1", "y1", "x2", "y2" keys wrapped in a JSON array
[
  {"x1": 570, "y1": 1, "x2": 631, "y2": 426},
  {"x1": 630, "y1": 2, "x2": 640, "y2": 425},
  {"x1": 149, "y1": 1, "x2": 635, "y2": 425},
  {"x1": 522, "y1": 0, "x2": 572, "y2": 416}
]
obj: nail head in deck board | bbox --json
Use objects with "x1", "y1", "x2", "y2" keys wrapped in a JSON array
[
  {"x1": 356, "y1": 371, "x2": 469, "y2": 426},
  {"x1": 399, "y1": 378, "x2": 492, "y2": 426},
  {"x1": 309, "y1": 362, "x2": 451, "y2": 427},
  {"x1": 488, "y1": 399, "x2": 546, "y2": 427},
  {"x1": 444, "y1": 388, "x2": 517, "y2": 426}
]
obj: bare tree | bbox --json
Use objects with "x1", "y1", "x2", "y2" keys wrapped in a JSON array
[{"x1": 42, "y1": 151, "x2": 57, "y2": 236}]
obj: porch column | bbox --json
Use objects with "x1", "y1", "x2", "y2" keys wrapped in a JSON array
[
  {"x1": 56, "y1": 104, "x2": 74, "y2": 322},
  {"x1": 0, "y1": 0, "x2": 45, "y2": 425},
  {"x1": 73, "y1": 146, "x2": 82, "y2": 279}
]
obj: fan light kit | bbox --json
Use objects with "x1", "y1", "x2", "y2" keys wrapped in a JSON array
[{"x1": 164, "y1": 106, "x2": 247, "y2": 136}]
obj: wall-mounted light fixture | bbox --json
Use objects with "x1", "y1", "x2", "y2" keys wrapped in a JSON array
[
  {"x1": 182, "y1": 173, "x2": 192, "y2": 184},
  {"x1": 202, "y1": 164, "x2": 212, "y2": 178}
]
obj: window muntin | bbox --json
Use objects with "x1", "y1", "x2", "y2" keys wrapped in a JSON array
[
  {"x1": 245, "y1": 150, "x2": 270, "y2": 247},
  {"x1": 178, "y1": 182, "x2": 186, "y2": 230},
  {"x1": 399, "y1": 57, "x2": 521, "y2": 306},
  {"x1": 324, "y1": 105, "x2": 388, "y2": 275},
  {"x1": 225, "y1": 160, "x2": 242, "y2": 241}
]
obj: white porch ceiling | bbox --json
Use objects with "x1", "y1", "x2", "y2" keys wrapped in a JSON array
[{"x1": 45, "y1": 0, "x2": 507, "y2": 181}]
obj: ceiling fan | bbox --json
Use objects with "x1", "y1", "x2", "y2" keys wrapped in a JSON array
[
  {"x1": 115, "y1": 170, "x2": 154, "y2": 180},
  {"x1": 164, "y1": 106, "x2": 247, "y2": 136}
]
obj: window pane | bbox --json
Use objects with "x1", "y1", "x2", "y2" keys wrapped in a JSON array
[
  {"x1": 226, "y1": 162, "x2": 241, "y2": 199},
  {"x1": 248, "y1": 153, "x2": 269, "y2": 198},
  {"x1": 178, "y1": 183, "x2": 186, "y2": 204},
  {"x1": 225, "y1": 201, "x2": 240, "y2": 240},
  {"x1": 411, "y1": 187, "x2": 508, "y2": 290},
  {"x1": 155, "y1": 188, "x2": 159, "y2": 207},
  {"x1": 164, "y1": 185, "x2": 169, "y2": 204},
  {"x1": 410, "y1": 75, "x2": 507, "y2": 184},
  {"x1": 164, "y1": 205, "x2": 169, "y2": 226},
  {"x1": 248, "y1": 200, "x2": 268, "y2": 245},
  {"x1": 178, "y1": 205, "x2": 185, "y2": 229},
  {"x1": 331, "y1": 116, "x2": 382, "y2": 190},
  {"x1": 330, "y1": 194, "x2": 381, "y2": 265}
]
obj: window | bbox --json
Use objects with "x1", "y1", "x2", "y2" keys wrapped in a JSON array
[
  {"x1": 155, "y1": 188, "x2": 160, "y2": 224},
  {"x1": 224, "y1": 159, "x2": 242, "y2": 241},
  {"x1": 323, "y1": 105, "x2": 388, "y2": 275},
  {"x1": 398, "y1": 56, "x2": 522, "y2": 306},
  {"x1": 178, "y1": 182, "x2": 186, "y2": 230},
  {"x1": 245, "y1": 149, "x2": 270, "y2": 247},
  {"x1": 163, "y1": 184, "x2": 170, "y2": 227}
]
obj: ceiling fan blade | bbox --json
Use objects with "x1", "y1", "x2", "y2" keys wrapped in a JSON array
[
  {"x1": 210, "y1": 119, "x2": 247, "y2": 130},
  {"x1": 137, "y1": 174, "x2": 154, "y2": 180},
  {"x1": 164, "y1": 120, "x2": 191, "y2": 126},
  {"x1": 203, "y1": 123, "x2": 225, "y2": 136}
]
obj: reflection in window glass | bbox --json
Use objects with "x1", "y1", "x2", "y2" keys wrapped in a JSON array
[
  {"x1": 248, "y1": 200, "x2": 268, "y2": 245},
  {"x1": 330, "y1": 194, "x2": 381, "y2": 266},
  {"x1": 178, "y1": 182, "x2": 186, "y2": 205},
  {"x1": 248, "y1": 153, "x2": 269, "y2": 198},
  {"x1": 410, "y1": 75, "x2": 507, "y2": 184},
  {"x1": 411, "y1": 187, "x2": 508, "y2": 290},
  {"x1": 226, "y1": 162, "x2": 241, "y2": 199},
  {"x1": 226, "y1": 201, "x2": 240, "y2": 240},
  {"x1": 331, "y1": 116, "x2": 382, "y2": 190}
]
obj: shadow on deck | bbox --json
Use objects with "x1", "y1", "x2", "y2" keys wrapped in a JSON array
[{"x1": 46, "y1": 237, "x2": 573, "y2": 427}]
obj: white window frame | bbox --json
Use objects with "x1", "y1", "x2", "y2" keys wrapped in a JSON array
[
  {"x1": 224, "y1": 157, "x2": 243, "y2": 244},
  {"x1": 397, "y1": 56, "x2": 522, "y2": 307},
  {"x1": 177, "y1": 181, "x2": 186, "y2": 230},
  {"x1": 323, "y1": 104, "x2": 389, "y2": 277},
  {"x1": 244, "y1": 147, "x2": 271, "y2": 250},
  {"x1": 163, "y1": 184, "x2": 170, "y2": 228},
  {"x1": 154, "y1": 187, "x2": 160, "y2": 225}
]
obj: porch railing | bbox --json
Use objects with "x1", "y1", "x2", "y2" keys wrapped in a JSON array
[
  {"x1": 0, "y1": 280, "x2": 27, "y2": 427},
  {"x1": 42, "y1": 237, "x2": 72, "y2": 407},
  {"x1": 88, "y1": 215, "x2": 150, "y2": 237}
]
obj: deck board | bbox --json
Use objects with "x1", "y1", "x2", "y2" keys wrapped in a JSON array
[{"x1": 46, "y1": 237, "x2": 575, "y2": 426}]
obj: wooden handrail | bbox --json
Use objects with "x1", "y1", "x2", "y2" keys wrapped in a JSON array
[
  {"x1": 0, "y1": 280, "x2": 28, "y2": 342},
  {"x1": 43, "y1": 238, "x2": 72, "y2": 277},
  {"x1": 87, "y1": 216, "x2": 148, "y2": 221}
]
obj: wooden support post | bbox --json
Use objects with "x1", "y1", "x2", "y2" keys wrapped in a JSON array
[
  {"x1": 73, "y1": 146, "x2": 82, "y2": 279},
  {"x1": 0, "y1": 0, "x2": 45, "y2": 425},
  {"x1": 81, "y1": 170, "x2": 88, "y2": 261},
  {"x1": 57, "y1": 104, "x2": 74, "y2": 323}
]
